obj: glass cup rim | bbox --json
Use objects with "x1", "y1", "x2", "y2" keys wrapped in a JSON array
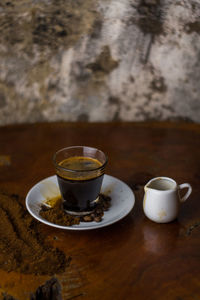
[{"x1": 53, "y1": 146, "x2": 108, "y2": 173}]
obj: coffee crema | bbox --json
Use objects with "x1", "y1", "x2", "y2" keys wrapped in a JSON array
[
  {"x1": 57, "y1": 156, "x2": 103, "y2": 181},
  {"x1": 60, "y1": 156, "x2": 101, "y2": 171}
]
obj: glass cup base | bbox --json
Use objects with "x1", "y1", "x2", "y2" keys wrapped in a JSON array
[
  {"x1": 63, "y1": 209, "x2": 95, "y2": 216},
  {"x1": 62, "y1": 196, "x2": 99, "y2": 216}
]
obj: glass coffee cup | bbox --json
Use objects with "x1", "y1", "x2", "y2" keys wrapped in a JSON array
[{"x1": 53, "y1": 146, "x2": 107, "y2": 215}]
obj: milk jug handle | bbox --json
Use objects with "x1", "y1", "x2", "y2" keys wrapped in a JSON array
[{"x1": 179, "y1": 183, "x2": 192, "y2": 203}]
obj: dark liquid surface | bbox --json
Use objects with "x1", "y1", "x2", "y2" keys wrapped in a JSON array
[
  {"x1": 57, "y1": 156, "x2": 104, "y2": 212},
  {"x1": 59, "y1": 156, "x2": 102, "y2": 173}
]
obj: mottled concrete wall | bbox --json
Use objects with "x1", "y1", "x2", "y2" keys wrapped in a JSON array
[{"x1": 0, "y1": 0, "x2": 200, "y2": 125}]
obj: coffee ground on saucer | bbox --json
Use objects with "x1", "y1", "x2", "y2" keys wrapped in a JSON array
[
  {"x1": 39, "y1": 194, "x2": 111, "y2": 226},
  {"x1": 0, "y1": 192, "x2": 67, "y2": 275}
]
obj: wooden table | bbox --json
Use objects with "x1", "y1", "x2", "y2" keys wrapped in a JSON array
[{"x1": 0, "y1": 122, "x2": 200, "y2": 300}]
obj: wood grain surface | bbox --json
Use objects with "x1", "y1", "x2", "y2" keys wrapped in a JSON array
[{"x1": 0, "y1": 122, "x2": 200, "y2": 300}]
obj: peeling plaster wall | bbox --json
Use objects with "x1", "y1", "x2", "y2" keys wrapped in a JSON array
[{"x1": 0, "y1": 0, "x2": 200, "y2": 125}]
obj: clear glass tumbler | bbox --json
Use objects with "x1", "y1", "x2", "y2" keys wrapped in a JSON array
[{"x1": 53, "y1": 146, "x2": 107, "y2": 215}]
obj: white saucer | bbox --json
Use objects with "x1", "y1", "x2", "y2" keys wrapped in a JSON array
[{"x1": 25, "y1": 174, "x2": 135, "y2": 230}]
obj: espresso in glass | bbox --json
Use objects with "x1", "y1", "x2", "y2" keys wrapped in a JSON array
[{"x1": 53, "y1": 147, "x2": 107, "y2": 215}]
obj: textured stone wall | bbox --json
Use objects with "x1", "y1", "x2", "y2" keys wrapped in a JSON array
[{"x1": 0, "y1": 0, "x2": 200, "y2": 125}]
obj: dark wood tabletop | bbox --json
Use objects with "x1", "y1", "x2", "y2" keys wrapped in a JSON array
[{"x1": 0, "y1": 122, "x2": 200, "y2": 300}]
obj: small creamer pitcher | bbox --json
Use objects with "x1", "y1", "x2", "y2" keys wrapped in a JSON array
[{"x1": 143, "y1": 177, "x2": 192, "y2": 223}]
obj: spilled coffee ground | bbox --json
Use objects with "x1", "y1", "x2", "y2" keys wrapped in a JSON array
[
  {"x1": 40, "y1": 194, "x2": 112, "y2": 226},
  {"x1": 0, "y1": 192, "x2": 68, "y2": 275}
]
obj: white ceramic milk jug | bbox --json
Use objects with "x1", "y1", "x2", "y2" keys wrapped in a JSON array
[{"x1": 143, "y1": 177, "x2": 192, "y2": 223}]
